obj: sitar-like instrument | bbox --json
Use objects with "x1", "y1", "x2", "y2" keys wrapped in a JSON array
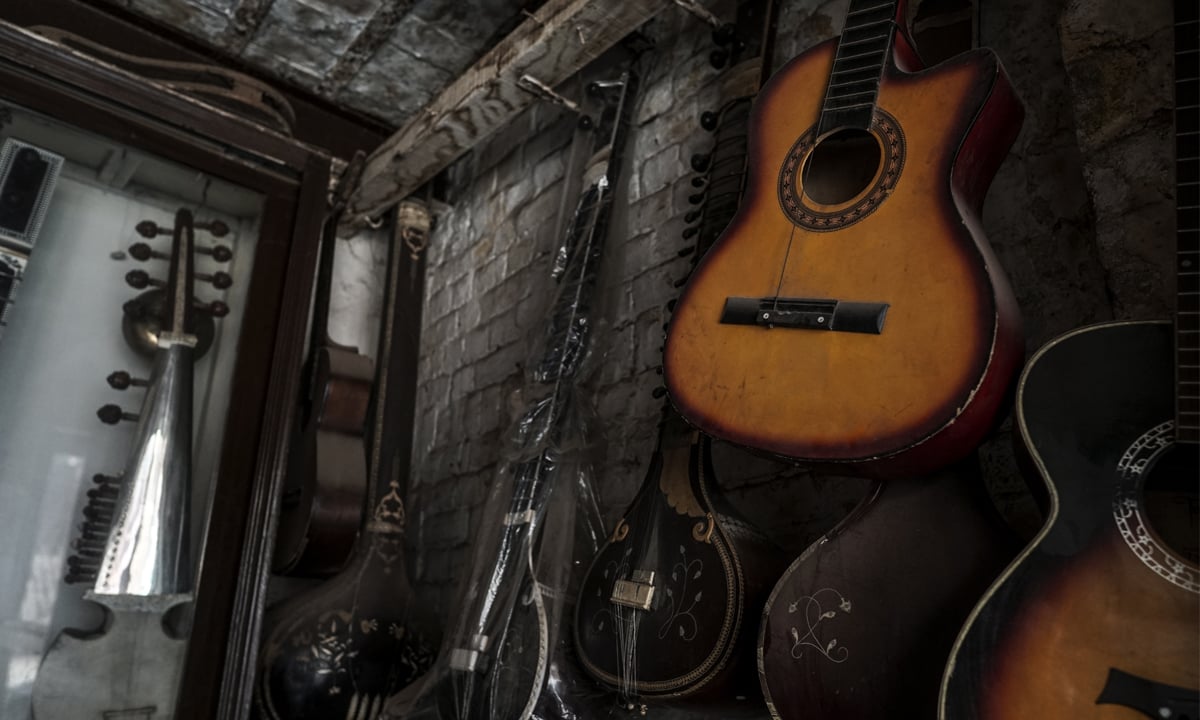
[
  {"x1": 939, "y1": 5, "x2": 1199, "y2": 716},
  {"x1": 384, "y1": 71, "x2": 638, "y2": 720},
  {"x1": 31, "y1": 208, "x2": 231, "y2": 719},
  {"x1": 664, "y1": 0, "x2": 1024, "y2": 478},
  {"x1": 257, "y1": 199, "x2": 440, "y2": 720},
  {"x1": 574, "y1": 3, "x2": 786, "y2": 714}
]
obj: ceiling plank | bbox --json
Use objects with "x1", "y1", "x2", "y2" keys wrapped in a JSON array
[
  {"x1": 342, "y1": 0, "x2": 672, "y2": 228},
  {"x1": 318, "y1": 0, "x2": 417, "y2": 97}
]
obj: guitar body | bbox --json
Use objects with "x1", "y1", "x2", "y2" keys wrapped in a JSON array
[
  {"x1": 273, "y1": 345, "x2": 373, "y2": 575},
  {"x1": 941, "y1": 321, "x2": 1200, "y2": 719},
  {"x1": 575, "y1": 431, "x2": 784, "y2": 714},
  {"x1": 665, "y1": 40, "x2": 1024, "y2": 476},
  {"x1": 758, "y1": 457, "x2": 1015, "y2": 719}
]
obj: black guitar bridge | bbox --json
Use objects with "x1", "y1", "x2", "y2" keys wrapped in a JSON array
[{"x1": 720, "y1": 297, "x2": 889, "y2": 334}]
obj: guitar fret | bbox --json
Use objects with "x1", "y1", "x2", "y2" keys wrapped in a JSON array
[
  {"x1": 847, "y1": 2, "x2": 894, "y2": 17},
  {"x1": 823, "y1": 101, "x2": 876, "y2": 111},
  {"x1": 834, "y1": 46, "x2": 890, "y2": 63}
]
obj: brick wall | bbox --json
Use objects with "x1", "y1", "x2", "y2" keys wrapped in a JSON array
[{"x1": 381, "y1": 0, "x2": 1171, "y2": 621}]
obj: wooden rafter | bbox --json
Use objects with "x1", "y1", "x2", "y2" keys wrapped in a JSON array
[
  {"x1": 342, "y1": 0, "x2": 672, "y2": 229},
  {"x1": 318, "y1": 0, "x2": 417, "y2": 97}
]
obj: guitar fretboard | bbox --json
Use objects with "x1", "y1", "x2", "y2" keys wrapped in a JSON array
[
  {"x1": 819, "y1": 0, "x2": 898, "y2": 134},
  {"x1": 1177, "y1": 0, "x2": 1199, "y2": 443}
]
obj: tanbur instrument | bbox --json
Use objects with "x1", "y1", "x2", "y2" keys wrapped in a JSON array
[
  {"x1": 257, "y1": 199, "x2": 440, "y2": 720},
  {"x1": 574, "y1": 2, "x2": 786, "y2": 714},
  {"x1": 31, "y1": 208, "x2": 232, "y2": 719}
]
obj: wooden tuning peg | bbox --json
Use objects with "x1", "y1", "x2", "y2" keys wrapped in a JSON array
[
  {"x1": 195, "y1": 219, "x2": 229, "y2": 237},
  {"x1": 106, "y1": 370, "x2": 149, "y2": 390},
  {"x1": 125, "y1": 269, "x2": 163, "y2": 289},
  {"x1": 198, "y1": 244, "x2": 233, "y2": 262},
  {"x1": 700, "y1": 111, "x2": 719, "y2": 131},
  {"x1": 652, "y1": 386, "x2": 668, "y2": 399},
  {"x1": 97, "y1": 404, "x2": 139, "y2": 425},
  {"x1": 690, "y1": 153, "x2": 711, "y2": 172},
  {"x1": 195, "y1": 270, "x2": 233, "y2": 289},
  {"x1": 194, "y1": 299, "x2": 230, "y2": 317},
  {"x1": 135, "y1": 220, "x2": 170, "y2": 238}
]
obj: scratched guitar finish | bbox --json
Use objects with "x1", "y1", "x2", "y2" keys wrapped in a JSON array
[{"x1": 664, "y1": 0, "x2": 1024, "y2": 477}]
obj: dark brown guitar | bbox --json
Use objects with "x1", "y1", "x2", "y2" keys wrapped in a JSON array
[
  {"x1": 273, "y1": 154, "x2": 375, "y2": 577},
  {"x1": 940, "y1": 9, "x2": 1199, "y2": 715},
  {"x1": 257, "y1": 199, "x2": 440, "y2": 719},
  {"x1": 575, "y1": 2, "x2": 785, "y2": 714},
  {"x1": 664, "y1": 0, "x2": 1025, "y2": 478}
]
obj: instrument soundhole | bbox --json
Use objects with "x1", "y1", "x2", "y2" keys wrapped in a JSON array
[
  {"x1": 802, "y1": 129, "x2": 881, "y2": 206},
  {"x1": 1142, "y1": 444, "x2": 1200, "y2": 564}
]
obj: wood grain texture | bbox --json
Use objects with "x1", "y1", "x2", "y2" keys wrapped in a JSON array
[
  {"x1": 664, "y1": 41, "x2": 1023, "y2": 475},
  {"x1": 343, "y1": 0, "x2": 670, "y2": 227}
]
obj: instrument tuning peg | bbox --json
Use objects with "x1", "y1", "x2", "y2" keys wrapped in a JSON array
[
  {"x1": 128, "y1": 242, "x2": 167, "y2": 262},
  {"x1": 195, "y1": 299, "x2": 230, "y2": 317},
  {"x1": 195, "y1": 270, "x2": 233, "y2": 290},
  {"x1": 125, "y1": 269, "x2": 162, "y2": 290},
  {"x1": 92, "y1": 472, "x2": 122, "y2": 485},
  {"x1": 700, "y1": 111, "x2": 719, "y2": 131},
  {"x1": 652, "y1": 386, "x2": 668, "y2": 399},
  {"x1": 655, "y1": 365, "x2": 663, "y2": 375},
  {"x1": 673, "y1": 276, "x2": 688, "y2": 288},
  {"x1": 678, "y1": 245, "x2": 696, "y2": 257},
  {"x1": 199, "y1": 244, "x2": 233, "y2": 263},
  {"x1": 688, "y1": 191, "x2": 705, "y2": 205},
  {"x1": 691, "y1": 176, "x2": 706, "y2": 188},
  {"x1": 97, "y1": 404, "x2": 139, "y2": 425},
  {"x1": 135, "y1": 220, "x2": 170, "y2": 238},
  {"x1": 195, "y1": 219, "x2": 229, "y2": 237},
  {"x1": 685, "y1": 209, "x2": 702, "y2": 223},
  {"x1": 710, "y1": 48, "x2": 729, "y2": 69},
  {"x1": 690, "y1": 153, "x2": 711, "y2": 172},
  {"x1": 107, "y1": 370, "x2": 148, "y2": 390},
  {"x1": 682, "y1": 226, "x2": 699, "y2": 239},
  {"x1": 666, "y1": 299, "x2": 677, "y2": 312}
]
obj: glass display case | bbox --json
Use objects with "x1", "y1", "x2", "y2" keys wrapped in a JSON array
[{"x1": 0, "y1": 20, "x2": 335, "y2": 720}]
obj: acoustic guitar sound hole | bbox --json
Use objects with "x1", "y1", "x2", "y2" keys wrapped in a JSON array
[
  {"x1": 802, "y1": 129, "x2": 882, "y2": 206},
  {"x1": 1142, "y1": 444, "x2": 1200, "y2": 564}
]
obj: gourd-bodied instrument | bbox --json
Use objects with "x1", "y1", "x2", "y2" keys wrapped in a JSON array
[
  {"x1": 574, "y1": 3, "x2": 786, "y2": 714},
  {"x1": 939, "y1": 6, "x2": 1199, "y2": 715},
  {"x1": 257, "y1": 199, "x2": 440, "y2": 719},
  {"x1": 31, "y1": 208, "x2": 231, "y2": 719},
  {"x1": 663, "y1": 0, "x2": 1024, "y2": 478}
]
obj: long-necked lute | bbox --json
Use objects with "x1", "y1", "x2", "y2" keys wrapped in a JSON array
[
  {"x1": 575, "y1": 3, "x2": 786, "y2": 714},
  {"x1": 257, "y1": 199, "x2": 440, "y2": 719},
  {"x1": 664, "y1": 0, "x2": 1024, "y2": 478},
  {"x1": 939, "y1": 7, "x2": 1199, "y2": 716},
  {"x1": 385, "y1": 71, "x2": 638, "y2": 720},
  {"x1": 31, "y1": 208, "x2": 231, "y2": 719}
]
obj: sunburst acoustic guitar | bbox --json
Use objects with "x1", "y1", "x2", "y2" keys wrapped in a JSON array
[
  {"x1": 939, "y1": 5, "x2": 1199, "y2": 716},
  {"x1": 664, "y1": 0, "x2": 1024, "y2": 477}
]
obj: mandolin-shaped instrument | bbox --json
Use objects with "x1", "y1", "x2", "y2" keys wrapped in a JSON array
[
  {"x1": 575, "y1": 3, "x2": 786, "y2": 714},
  {"x1": 664, "y1": 0, "x2": 1024, "y2": 477},
  {"x1": 257, "y1": 199, "x2": 440, "y2": 719},
  {"x1": 31, "y1": 208, "x2": 231, "y2": 719},
  {"x1": 272, "y1": 153, "x2": 375, "y2": 577},
  {"x1": 939, "y1": 7, "x2": 1199, "y2": 716}
]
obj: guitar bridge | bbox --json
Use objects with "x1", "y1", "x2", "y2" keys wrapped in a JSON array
[
  {"x1": 721, "y1": 296, "x2": 888, "y2": 334},
  {"x1": 611, "y1": 569, "x2": 655, "y2": 611}
]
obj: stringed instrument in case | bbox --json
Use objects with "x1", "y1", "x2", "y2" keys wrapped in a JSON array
[
  {"x1": 273, "y1": 154, "x2": 375, "y2": 577},
  {"x1": 575, "y1": 2, "x2": 786, "y2": 714},
  {"x1": 664, "y1": 0, "x2": 1024, "y2": 477},
  {"x1": 940, "y1": 7, "x2": 1199, "y2": 716}
]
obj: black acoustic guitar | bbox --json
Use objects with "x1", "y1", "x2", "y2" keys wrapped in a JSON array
[
  {"x1": 383, "y1": 70, "x2": 639, "y2": 720},
  {"x1": 939, "y1": 6, "x2": 1199, "y2": 716},
  {"x1": 574, "y1": 2, "x2": 786, "y2": 715}
]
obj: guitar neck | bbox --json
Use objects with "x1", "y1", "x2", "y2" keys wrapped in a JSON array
[
  {"x1": 1177, "y1": 0, "x2": 1199, "y2": 444},
  {"x1": 819, "y1": 0, "x2": 900, "y2": 133}
]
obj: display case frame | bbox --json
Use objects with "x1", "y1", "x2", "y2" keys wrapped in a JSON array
[{"x1": 0, "y1": 21, "x2": 332, "y2": 720}]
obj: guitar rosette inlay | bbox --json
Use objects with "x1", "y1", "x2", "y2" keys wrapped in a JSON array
[{"x1": 778, "y1": 110, "x2": 906, "y2": 231}]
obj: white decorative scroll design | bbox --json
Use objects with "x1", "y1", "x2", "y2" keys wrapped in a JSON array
[
  {"x1": 1113, "y1": 421, "x2": 1200, "y2": 594},
  {"x1": 786, "y1": 587, "x2": 852, "y2": 664},
  {"x1": 657, "y1": 545, "x2": 704, "y2": 642}
]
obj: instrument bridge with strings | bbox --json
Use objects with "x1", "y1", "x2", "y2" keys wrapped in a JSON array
[
  {"x1": 611, "y1": 569, "x2": 657, "y2": 611},
  {"x1": 721, "y1": 296, "x2": 889, "y2": 333}
]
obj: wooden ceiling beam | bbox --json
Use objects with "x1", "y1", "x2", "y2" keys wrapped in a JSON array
[{"x1": 342, "y1": 0, "x2": 672, "y2": 229}]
